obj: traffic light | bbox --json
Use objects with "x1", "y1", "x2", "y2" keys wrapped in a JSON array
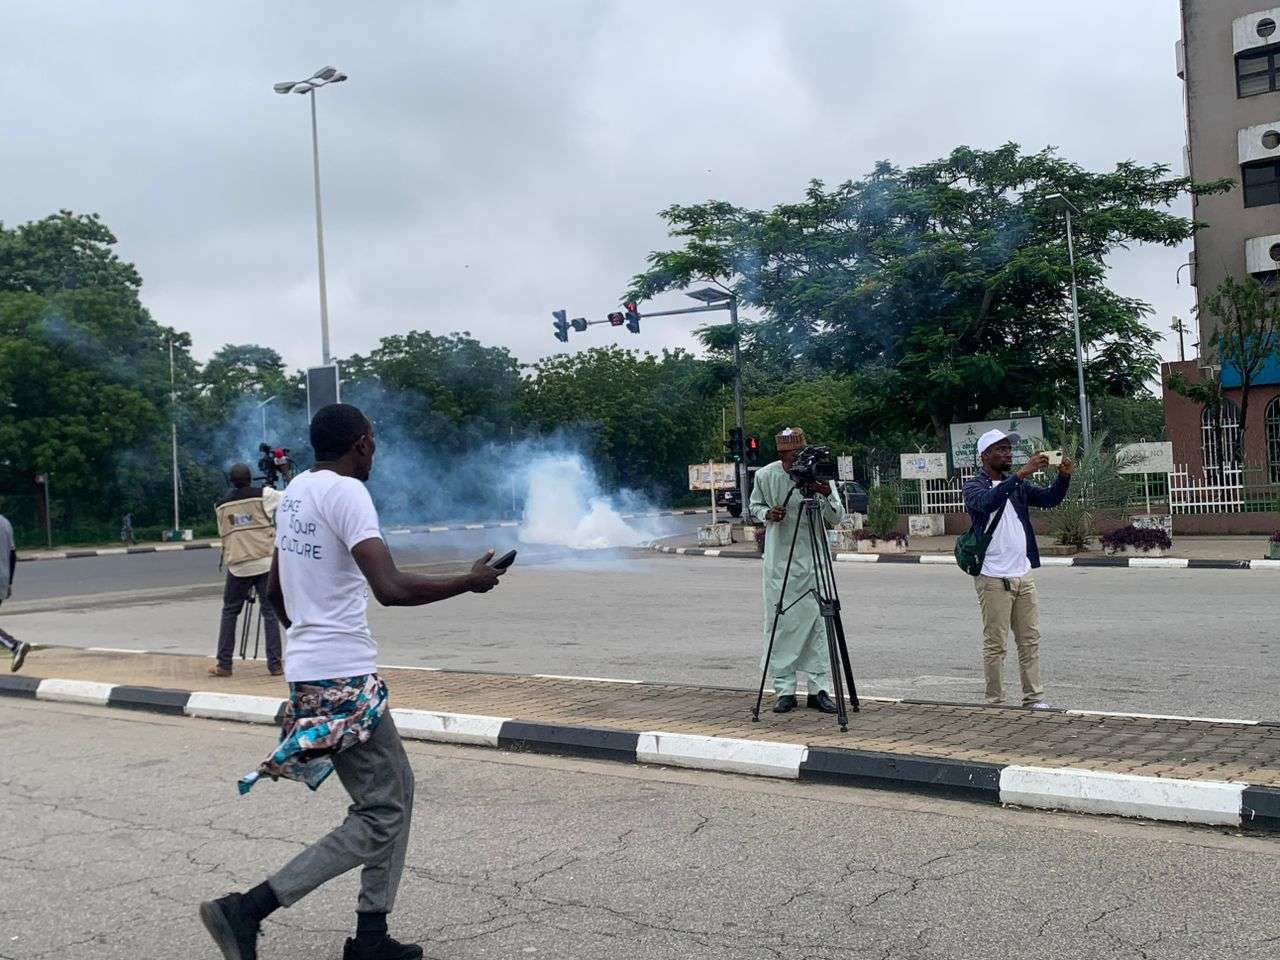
[
  {"x1": 745, "y1": 435, "x2": 760, "y2": 465},
  {"x1": 624, "y1": 301, "x2": 641, "y2": 334},
  {"x1": 726, "y1": 426, "x2": 744, "y2": 463},
  {"x1": 552, "y1": 309, "x2": 569, "y2": 343},
  {"x1": 607, "y1": 311, "x2": 625, "y2": 327},
  {"x1": 571, "y1": 317, "x2": 588, "y2": 332}
]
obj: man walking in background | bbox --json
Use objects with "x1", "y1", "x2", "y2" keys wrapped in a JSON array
[
  {"x1": 0, "y1": 511, "x2": 31, "y2": 672},
  {"x1": 211, "y1": 463, "x2": 284, "y2": 677},
  {"x1": 962, "y1": 430, "x2": 1074, "y2": 708},
  {"x1": 748, "y1": 426, "x2": 846, "y2": 714},
  {"x1": 201, "y1": 403, "x2": 507, "y2": 960}
]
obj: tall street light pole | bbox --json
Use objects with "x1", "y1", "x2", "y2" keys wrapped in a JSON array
[
  {"x1": 1048, "y1": 193, "x2": 1092, "y2": 452},
  {"x1": 274, "y1": 66, "x2": 347, "y2": 366},
  {"x1": 257, "y1": 395, "x2": 279, "y2": 441}
]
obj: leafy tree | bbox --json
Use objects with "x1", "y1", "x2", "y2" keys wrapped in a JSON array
[
  {"x1": 340, "y1": 331, "x2": 524, "y2": 449},
  {"x1": 0, "y1": 211, "x2": 142, "y2": 295},
  {"x1": 1198, "y1": 276, "x2": 1280, "y2": 456},
  {"x1": 630, "y1": 144, "x2": 1229, "y2": 441},
  {"x1": 1089, "y1": 393, "x2": 1166, "y2": 445}
]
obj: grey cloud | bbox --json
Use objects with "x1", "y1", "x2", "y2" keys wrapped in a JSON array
[{"x1": 2, "y1": 0, "x2": 1195, "y2": 370}]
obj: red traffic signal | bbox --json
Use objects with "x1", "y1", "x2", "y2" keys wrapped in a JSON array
[{"x1": 624, "y1": 301, "x2": 640, "y2": 334}]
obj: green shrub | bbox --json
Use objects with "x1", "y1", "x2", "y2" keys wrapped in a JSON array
[{"x1": 867, "y1": 484, "x2": 899, "y2": 538}]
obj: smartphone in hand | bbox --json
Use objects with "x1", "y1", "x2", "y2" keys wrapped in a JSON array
[
  {"x1": 1044, "y1": 450, "x2": 1064, "y2": 466},
  {"x1": 489, "y1": 549, "x2": 517, "y2": 571}
]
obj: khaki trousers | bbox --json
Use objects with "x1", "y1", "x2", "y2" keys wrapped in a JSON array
[{"x1": 974, "y1": 574, "x2": 1044, "y2": 705}]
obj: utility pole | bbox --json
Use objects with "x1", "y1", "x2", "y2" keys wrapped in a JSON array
[
  {"x1": 1047, "y1": 193, "x2": 1092, "y2": 452},
  {"x1": 1171, "y1": 316, "x2": 1188, "y2": 363},
  {"x1": 168, "y1": 335, "x2": 180, "y2": 535}
]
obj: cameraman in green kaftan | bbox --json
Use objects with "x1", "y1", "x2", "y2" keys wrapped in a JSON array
[{"x1": 747, "y1": 427, "x2": 846, "y2": 715}]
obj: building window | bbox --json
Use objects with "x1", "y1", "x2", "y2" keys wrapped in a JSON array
[
  {"x1": 1237, "y1": 45, "x2": 1280, "y2": 97},
  {"x1": 1201, "y1": 399, "x2": 1241, "y2": 472},
  {"x1": 1266, "y1": 397, "x2": 1280, "y2": 484},
  {"x1": 1243, "y1": 159, "x2": 1280, "y2": 208}
]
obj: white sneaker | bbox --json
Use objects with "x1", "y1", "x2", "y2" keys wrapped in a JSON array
[
  {"x1": 10, "y1": 641, "x2": 30, "y2": 672},
  {"x1": 1028, "y1": 700, "x2": 1052, "y2": 710}
]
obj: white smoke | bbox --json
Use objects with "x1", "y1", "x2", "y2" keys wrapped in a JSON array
[{"x1": 518, "y1": 453, "x2": 658, "y2": 550}]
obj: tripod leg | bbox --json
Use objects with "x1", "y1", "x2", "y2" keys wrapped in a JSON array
[
  {"x1": 253, "y1": 603, "x2": 262, "y2": 661},
  {"x1": 238, "y1": 596, "x2": 249, "y2": 661},
  {"x1": 753, "y1": 491, "x2": 804, "y2": 722},
  {"x1": 833, "y1": 614, "x2": 859, "y2": 712},
  {"x1": 805, "y1": 507, "x2": 848, "y2": 730}
]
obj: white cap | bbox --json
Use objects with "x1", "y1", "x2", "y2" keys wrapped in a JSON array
[{"x1": 977, "y1": 429, "x2": 1020, "y2": 457}]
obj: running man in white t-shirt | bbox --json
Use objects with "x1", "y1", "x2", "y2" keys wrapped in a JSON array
[{"x1": 201, "y1": 403, "x2": 505, "y2": 960}]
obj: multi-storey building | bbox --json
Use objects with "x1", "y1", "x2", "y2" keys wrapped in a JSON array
[{"x1": 1164, "y1": 1, "x2": 1280, "y2": 485}]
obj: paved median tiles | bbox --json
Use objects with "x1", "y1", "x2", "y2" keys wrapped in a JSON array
[{"x1": 5, "y1": 648, "x2": 1280, "y2": 832}]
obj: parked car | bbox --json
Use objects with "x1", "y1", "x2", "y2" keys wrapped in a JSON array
[{"x1": 839, "y1": 480, "x2": 869, "y2": 515}]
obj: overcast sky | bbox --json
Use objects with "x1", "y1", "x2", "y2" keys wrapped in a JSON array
[{"x1": 3, "y1": 1, "x2": 1196, "y2": 371}]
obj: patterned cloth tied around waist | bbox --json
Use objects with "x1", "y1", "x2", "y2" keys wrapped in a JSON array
[{"x1": 238, "y1": 673, "x2": 388, "y2": 795}]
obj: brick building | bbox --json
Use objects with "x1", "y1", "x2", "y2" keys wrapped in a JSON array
[{"x1": 1168, "y1": 2, "x2": 1280, "y2": 482}]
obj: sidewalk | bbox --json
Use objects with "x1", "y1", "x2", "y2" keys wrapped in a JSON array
[{"x1": 7, "y1": 647, "x2": 1280, "y2": 830}]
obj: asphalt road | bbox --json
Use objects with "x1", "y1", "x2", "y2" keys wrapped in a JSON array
[
  {"x1": 4, "y1": 700, "x2": 1279, "y2": 960},
  {"x1": 5, "y1": 530, "x2": 1278, "y2": 719}
]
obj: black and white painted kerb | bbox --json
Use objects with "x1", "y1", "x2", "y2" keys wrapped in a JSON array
[
  {"x1": 649, "y1": 544, "x2": 1280, "y2": 571},
  {"x1": 4, "y1": 673, "x2": 1277, "y2": 832}
]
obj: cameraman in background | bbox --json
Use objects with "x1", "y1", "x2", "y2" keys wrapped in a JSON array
[
  {"x1": 748, "y1": 427, "x2": 846, "y2": 714},
  {"x1": 210, "y1": 462, "x2": 285, "y2": 677}
]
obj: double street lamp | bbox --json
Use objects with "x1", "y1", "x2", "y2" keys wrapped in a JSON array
[
  {"x1": 1047, "y1": 193, "x2": 1092, "y2": 452},
  {"x1": 274, "y1": 66, "x2": 347, "y2": 366}
]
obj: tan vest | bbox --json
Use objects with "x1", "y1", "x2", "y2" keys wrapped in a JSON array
[{"x1": 216, "y1": 491, "x2": 277, "y2": 575}]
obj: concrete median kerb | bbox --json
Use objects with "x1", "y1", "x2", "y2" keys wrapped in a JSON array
[
  {"x1": 6, "y1": 647, "x2": 1280, "y2": 832},
  {"x1": 648, "y1": 544, "x2": 1280, "y2": 571},
  {"x1": 17, "y1": 509, "x2": 715, "y2": 563}
]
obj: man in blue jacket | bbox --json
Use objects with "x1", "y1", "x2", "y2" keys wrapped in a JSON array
[{"x1": 962, "y1": 430, "x2": 1074, "y2": 708}]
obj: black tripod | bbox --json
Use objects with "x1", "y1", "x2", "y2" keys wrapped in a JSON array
[
  {"x1": 237, "y1": 584, "x2": 264, "y2": 662},
  {"x1": 752, "y1": 486, "x2": 860, "y2": 731}
]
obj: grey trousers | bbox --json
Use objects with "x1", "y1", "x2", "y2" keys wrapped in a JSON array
[{"x1": 268, "y1": 711, "x2": 415, "y2": 914}]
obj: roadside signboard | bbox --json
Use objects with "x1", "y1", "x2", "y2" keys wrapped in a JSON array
[
  {"x1": 688, "y1": 462, "x2": 736, "y2": 491},
  {"x1": 949, "y1": 417, "x2": 1045, "y2": 471},
  {"x1": 837, "y1": 455, "x2": 854, "y2": 482},
  {"x1": 899, "y1": 452, "x2": 949, "y2": 481},
  {"x1": 1116, "y1": 441, "x2": 1174, "y2": 475}
]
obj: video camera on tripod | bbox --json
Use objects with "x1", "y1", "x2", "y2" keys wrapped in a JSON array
[
  {"x1": 754, "y1": 445, "x2": 860, "y2": 731},
  {"x1": 257, "y1": 443, "x2": 295, "y2": 489},
  {"x1": 786, "y1": 445, "x2": 839, "y2": 486}
]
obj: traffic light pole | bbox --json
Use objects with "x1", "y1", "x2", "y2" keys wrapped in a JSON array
[
  {"x1": 552, "y1": 296, "x2": 751, "y2": 514},
  {"x1": 728, "y1": 297, "x2": 748, "y2": 517}
]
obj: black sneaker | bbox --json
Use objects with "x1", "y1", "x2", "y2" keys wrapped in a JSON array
[
  {"x1": 343, "y1": 935, "x2": 424, "y2": 960},
  {"x1": 199, "y1": 893, "x2": 262, "y2": 960},
  {"x1": 10, "y1": 641, "x2": 30, "y2": 673}
]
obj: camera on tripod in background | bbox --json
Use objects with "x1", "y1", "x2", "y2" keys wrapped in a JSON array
[
  {"x1": 257, "y1": 443, "x2": 295, "y2": 489},
  {"x1": 786, "y1": 445, "x2": 839, "y2": 486}
]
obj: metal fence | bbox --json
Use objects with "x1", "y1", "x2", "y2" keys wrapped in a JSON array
[
  {"x1": 1168, "y1": 464, "x2": 1280, "y2": 515},
  {"x1": 889, "y1": 464, "x2": 1278, "y2": 517}
]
